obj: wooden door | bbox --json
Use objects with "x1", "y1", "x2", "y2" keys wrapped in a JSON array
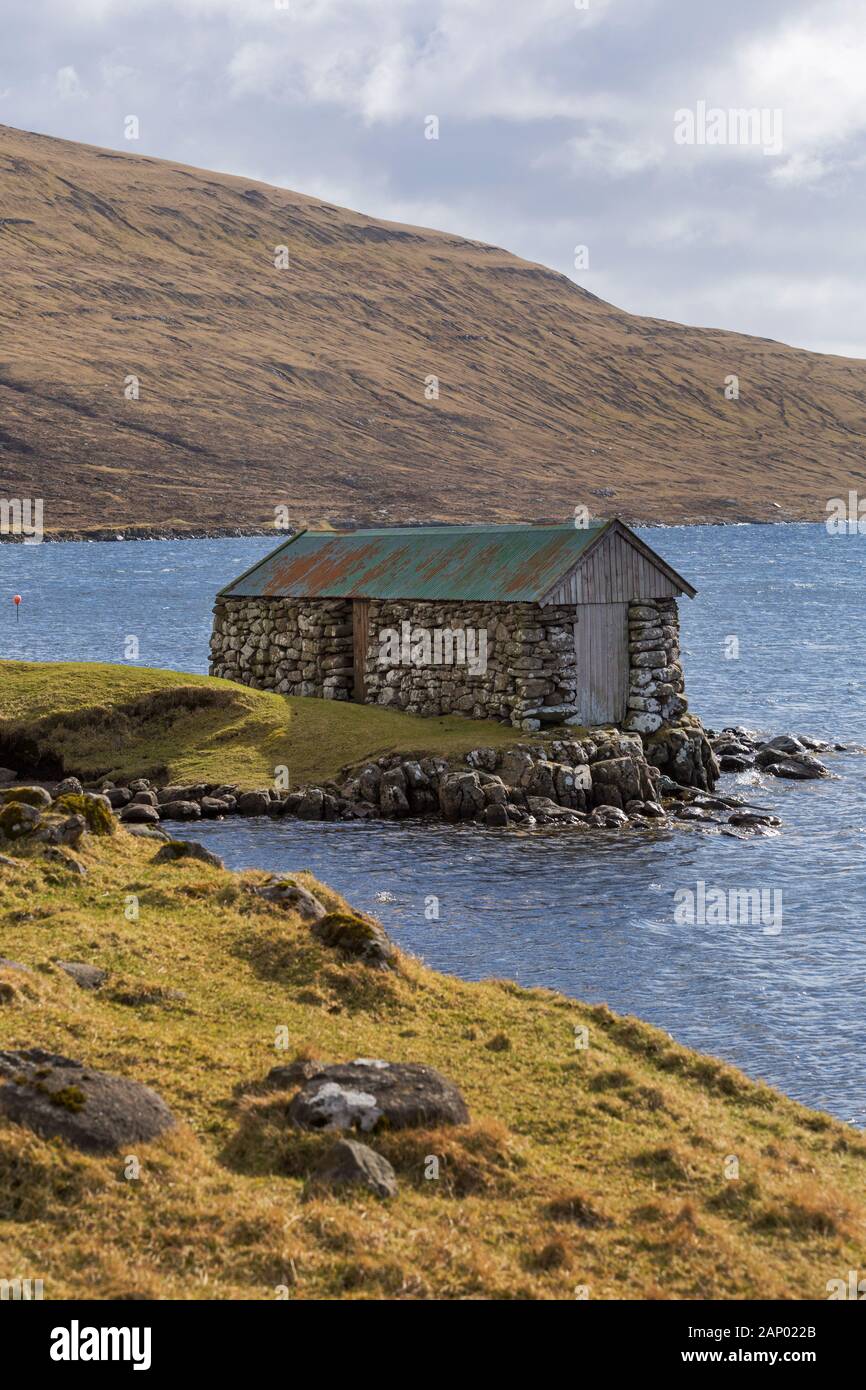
[
  {"x1": 352, "y1": 599, "x2": 369, "y2": 703},
  {"x1": 574, "y1": 602, "x2": 628, "y2": 725}
]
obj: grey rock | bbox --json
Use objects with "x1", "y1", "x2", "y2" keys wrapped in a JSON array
[
  {"x1": 254, "y1": 879, "x2": 326, "y2": 920},
  {"x1": 264, "y1": 1058, "x2": 323, "y2": 1089},
  {"x1": 288, "y1": 1060, "x2": 469, "y2": 1133},
  {"x1": 57, "y1": 961, "x2": 108, "y2": 990},
  {"x1": 43, "y1": 849, "x2": 87, "y2": 876},
  {"x1": 438, "y1": 771, "x2": 485, "y2": 821},
  {"x1": 236, "y1": 790, "x2": 272, "y2": 816},
  {"x1": 589, "y1": 805, "x2": 629, "y2": 828},
  {"x1": 119, "y1": 803, "x2": 161, "y2": 824},
  {"x1": 54, "y1": 777, "x2": 84, "y2": 797},
  {"x1": 124, "y1": 825, "x2": 170, "y2": 841},
  {"x1": 766, "y1": 757, "x2": 829, "y2": 780},
  {"x1": 0, "y1": 1049, "x2": 175, "y2": 1154},
  {"x1": 311, "y1": 1138, "x2": 398, "y2": 1199},
  {"x1": 296, "y1": 788, "x2": 325, "y2": 820},
  {"x1": 158, "y1": 800, "x2": 202, "y2": 821},
  {"x1": 152, "y1": 839, "x2": 225, "y2": 870},
  {"x1": 104, "y1": 787, "x2": 132, "y2": 808}
]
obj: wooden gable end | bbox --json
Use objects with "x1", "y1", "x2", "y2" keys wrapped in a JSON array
[{"x1": 540, "y1": 522, "x2": 696, "y2": 606}]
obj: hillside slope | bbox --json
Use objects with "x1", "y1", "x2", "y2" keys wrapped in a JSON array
[
  {"x1": 1, "y1": 123, "x2": 865, "y2": 532},
  {"x1": 1, "y1": 827, "x2": 865, "y2": 1299}
]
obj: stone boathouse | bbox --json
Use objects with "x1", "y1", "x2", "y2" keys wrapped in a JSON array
[{"x1": 210, "y1": 520, "x2": 698, "y2": 735}]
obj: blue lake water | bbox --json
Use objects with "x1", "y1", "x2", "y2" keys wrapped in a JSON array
[{"x1": 1, "y1": 524, "x2": 865, "y2": 1122}]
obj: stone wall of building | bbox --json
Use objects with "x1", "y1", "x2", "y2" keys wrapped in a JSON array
[
  {"x1": 209, "y1": 596, "x2": 354, "y2": 699},
  {"x1": 208, "y1": 595, "x2": 704, "y2": 758},
  {"x1": 622, "y1": 597, "x2": 687, "y2": 735},
  {"x1": 362, "y1": 599, "x2": 576, "y2": 728}
]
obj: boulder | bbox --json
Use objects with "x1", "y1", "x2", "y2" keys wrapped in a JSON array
[
  {"x1": 288, "y1": 1060, "x2": 469, "y2": 1133},
  {"x1": 438, "y1": 772, "x2": 485, "y2": 821},
  {"x1": 589, "y1": 805, "x2": 629, "y2": 829},
  {"x1": 379, "y1": 773, "x2": 411, "y2": 818},
  {"x1": 236, "y1": 790, "x2": 272, "y2": 816},
  {"x1": 104, "y1": 786, "x2": 132, "y2": 809},
  {"x1": 158, "y1": 800, "x2": 202, "y2": 821},
  {"x1": 760, "y1": 734, "x2": 806, "y2": 756},
  {"x1": 199, "y1": 796, "x2": 233, "y2": 818},
  {"x1": 152, "y1": 839, "x2": 225, "y2": 870},
  {"x1": 312, "y1": 911, "x2": 396, "y2": 969},
  {"x1": 119, "y1": 803, "x2": 160, "y2": 825},
  {"x1": 1, "y1": 786, "x2": 51, "y2": 809},
  {"x1": 481, "y1": 802, "x2": 509, "y2": 827},
  {"x1": 766, "y1": 757, "x2": 829, "y2": 780},
  {"x1": 591, "y1": 757, "x2": 642, "y2": 808},
  {"x1": 0, "y1": 1049, "x2": 176, "y2": 1154},
  {"x1": 0, "y1": 802, "x2": 41, "y2": 838},
  {"x1": 296, "y1": 788, "x2": 325, "y2": 820},
  {"x1": 728, "y1": 811, "x2": 782, "y2": 828},
  {"x1": 527, "y1": 796, "x2": 585, "y2": 826},
  {"x1": 130, "y1": 790, "x2": 158, "y2": 807},
  {"x1": 311, "y1": 1138, "x2": 398, "y2": 1199},
  {"x1": 254, "y1": 879, "x2": 326, "y2": 921}
]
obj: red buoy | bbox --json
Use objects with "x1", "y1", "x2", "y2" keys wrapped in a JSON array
[{"x1": 12, "y1": 594, "x2": 21, "y2": 623}]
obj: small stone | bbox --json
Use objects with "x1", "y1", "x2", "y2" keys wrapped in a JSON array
[
  {"x1": 311, "y1": 1138, "x2": 398, "y2": 1199},
  {"x1": 56, "y1": 961, "x2": 108, "y2": 990},
  {"x1": 54, "y1": 777, "x2": 84, "y2": 797},
  {"x1": 264, "y1": 1058, "x2": 323, "y2": 1089}
]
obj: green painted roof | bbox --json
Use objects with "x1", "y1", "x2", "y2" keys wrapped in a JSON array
[{"x1": 220, "y1": 523, "x2": 613, "y2": 602}]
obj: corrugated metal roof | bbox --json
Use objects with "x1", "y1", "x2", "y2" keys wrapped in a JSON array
[
  {"x1": 220, "y1": 523, "x2": 613, "y2": 602},
  {"x1": 218, "y1": 519, "x2": 696, "y2": 602}
]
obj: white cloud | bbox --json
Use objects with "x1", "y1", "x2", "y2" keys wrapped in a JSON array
[{"x1": 55, "y1": 65, "x2": 85, "y2": 100}]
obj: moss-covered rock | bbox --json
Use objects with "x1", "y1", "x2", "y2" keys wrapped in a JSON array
[
  {"x1": 1, "y1": 786, "x2": 51, "y2": 809},
  {"x1": 54, "y1": 793, "x2": 115, "y2": 836},
  {"x1": 0, "y1": 801, "x2": 41, "y2": 839},
  {"x1": 312, "y1": 910, "x2": 396, "y2": 969}
]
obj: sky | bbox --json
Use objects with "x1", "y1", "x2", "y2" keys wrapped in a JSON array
[{"x1": 2, "y1": 0, "x2": 865, "y2": 356}]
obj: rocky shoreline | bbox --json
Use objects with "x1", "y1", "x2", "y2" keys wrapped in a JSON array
[{"x1": 0, "y1": 721, "x2": 846, "y2": 843}]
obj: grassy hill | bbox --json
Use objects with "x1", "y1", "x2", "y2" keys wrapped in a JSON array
[
  {"x1": 0, "y1": 661, "x2": 546, "y2": 787},
  {"x1": 1, "y1": 123, "x2": 865, "y2": 533},
  {"x1": 1, "y1": 827, "x2": 864, "y2": 1299}
]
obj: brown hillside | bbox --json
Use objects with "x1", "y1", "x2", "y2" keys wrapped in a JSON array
[{"x1": 0, "y1": 122, "x2": 864, "y2": 533}]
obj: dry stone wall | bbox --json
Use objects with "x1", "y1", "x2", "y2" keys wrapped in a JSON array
[
  {"x1": 363, "y1": 599, "x2": 576, "y2": 727},
  {"x1": 209, "y1": 596, "x2": 353, "y2": 698},
  {"x1": 209, "y1": 596, "x2": 709, "y2": 784}
]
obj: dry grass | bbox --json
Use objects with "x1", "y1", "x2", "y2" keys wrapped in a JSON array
[
  {"x1": 0, "y1": 830, "x2": 864, "y2": 1299},
  {"x1": 1, "y1": 122, "x2": 865, "y2": 535}
]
